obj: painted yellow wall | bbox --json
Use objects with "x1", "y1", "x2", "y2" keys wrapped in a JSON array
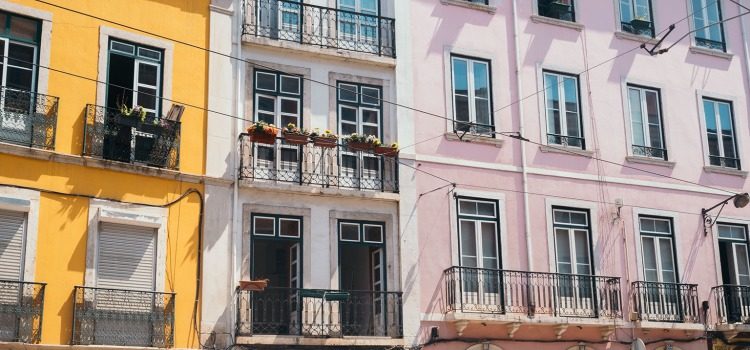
[{"x1": 2, "y1": 0, "x2": 209, "y2": 348}]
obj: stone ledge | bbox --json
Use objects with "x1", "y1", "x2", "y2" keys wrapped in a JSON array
[
  {"x1": 530, "y1": 15, "x2": 584, "y2": 32},
  {"x1": 703, "y1": 165, "x2": 748, "y2": 178},
  {"x1": 440, "y1": 0, "x2": 496, "y2": 14},
  {"x1": 615, "y1": 31, "x2": 658, "y2": 45},
  {"x1": 626, "y1": 156, "x2": 675, "y2": 168},
  {"x1": 240, "y1": 179, "x2": 400, "y2": 201},
  {"x1": 539, "y1": 144, "x2": 593, "y2": 157},
  {"x1": 236, "y1": 335, "x2": 404, "y2": 347},
  {"x1": 633, "y1": 320, "x2": 705, "y2": 332},
  {"x1": 444, "y1": 132, "x2": 504, "y2": 148},
  {"x1": 690, "y1": 46, "x2": 733, "y2": 60},
  {"x1": 242, "y1": 36, "x2": 396, "y2": 67}
]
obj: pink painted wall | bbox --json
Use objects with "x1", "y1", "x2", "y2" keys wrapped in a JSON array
[{"x1": 407, "y1": 0, "x2": 750, "y2": 347}]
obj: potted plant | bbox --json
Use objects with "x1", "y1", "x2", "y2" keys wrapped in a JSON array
[
  {"x1": 629, "y1": 16, "x2": 651, "y2": 33},
  {"x1": 282, "y1": 123, "x2": 310, "y2": 146},
  {"x1": 239, "y1": 278, "x2": 269, "y2": 291},
  {"x1": 345, "y1": 133, "x2": 378, "y2": 152},
  {"x1": 247, "y1": 121, "x2": 279, "y2": 145},
  {"x1": 310, "y1": 128, "x2": 338, "y2": 148},
  {"x1": 374, "y1": 142, "x2": 399, "y2": 157},
  {"x1": 116, "y1": 104, "x2": 147, "y2": 127}
]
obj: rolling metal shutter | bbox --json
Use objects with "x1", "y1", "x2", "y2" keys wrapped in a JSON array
[
  {"x1": 96, "y1": 222, "x2": 156, "y2": 291},
  {"x1": 0, "y1": 210, "x2": 25, "y2": 281}
]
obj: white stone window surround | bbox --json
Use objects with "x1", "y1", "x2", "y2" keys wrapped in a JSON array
[
  {"x1": 240, "y1": 203, "x2": 312, "y2": 287},
  {"x1": 0, "y1": 186, "x2": 41, "y2": 282},
  {"x1": 534, "y1": 63, "x2": 592, "y2": 151},
  {"x1": 530, "y1": 0, "x2": 584, "y2": 31},
  {"x1": 709, "y1": 215, "x2": 750, "y2": 287},
  {"x1": 442, "y1": 46, "x2": 501, "y2": 138},
  {"x1": 618, "y1": 77, "x2": 675, "y2": 165},
  {"x1": 0, "y1": 2, "x2": 52, "y2": 95},
  {"x1": 448, "y1": 189, "x2": 509, "y2": 270},
  {"x1": 244, "y1": 60, "x2": 312, "y2": 131},
  {"x1": 694, "y1": 89, "x2": 746, "y2": 173},
  {"x1": 96, "y1": 26, "x2": 174, "y2": 115},
  {"x1": 328, "y1": 210, "x2": 400, "y2": 291},
  {"x1": 630, "y1": 207, "x2": 683, "y2": 282},
  {"x1": 611, "y1": 0, "x2": 659, "y2": 37},
  {"x1": 85, "y1": 199, "x2": 168, "y2": 292},
  {"x1": 327, "y1": 71, "x2": 395, "y2": 143},
  {"x1": 543, "y1": 198, "x2": 601, "y2": 274}
]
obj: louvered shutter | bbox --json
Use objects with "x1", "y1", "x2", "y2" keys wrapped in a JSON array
[
  {"x1": 0, "y1": 210, "x2": 25, "y2": 281},
  {"x1": 96, "y1": 223, "x2": 156, "y2": 291}
]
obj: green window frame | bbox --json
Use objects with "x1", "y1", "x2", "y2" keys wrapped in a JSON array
[{"x1": 105, "y1": 38, "x2": 164, "y2": 119}]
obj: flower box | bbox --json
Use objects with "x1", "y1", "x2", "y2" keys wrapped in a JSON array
[
  {"x1": 347, "y1": 141, "x2": 372, "y2": 152},
  {"x1": 239, "y1": 279, "x2": 269, "y2": 291},
  {"x1": 248, "y1": 132, "x2": 277, "y2": 145},
  {"x1": 313, "y1": 137, "x2": 338, "y2": 149},
  {"x1": 283, "y1": 131, "x2": 309, "y2": 145},
  {"x1": 374, "y1": 146, "x2": 399, "y2": 157}
]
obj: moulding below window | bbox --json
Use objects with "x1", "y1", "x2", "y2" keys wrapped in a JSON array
[
  {"x1": 440, "y1": 0, "x2": 496, "y2": 14},
  {"x1": 444, "y1": 132, "x2": 504, "y2": 148},
  {"x1": 625, "y1": 156, "x2": 676, "y2": 168},
  {"x1": 530, "y1": 15, "x2": 584, "y2": 32},
  {"x1": 689, "y1": 46, "x2": 733, "y2": 60},
  {"x1": 209, "y1": 4, "x2": 234, "y2": 16},
  {"x1": 539, "y1": 144, "x2": 593, "y2": 157},
  {"x1": 614, "y1": 31, "x2": 658, "y2": 45},
  {"x1": 703, "y1": 165, "x2": 748, "y2": 178}
]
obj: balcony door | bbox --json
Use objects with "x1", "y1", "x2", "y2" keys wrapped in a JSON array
[
  {"x1": 257, "y1": 0, "x2": 301, "y2": 41},
  {"x1": 639, "y1": 216, "x2": 682, "y2": 321},
  {"x1": 717, "y1": 224, "x2": 750, "y2": 323},
  {"x1": 456, "y1": 198, "x2": 502, "y2": 310},
  {"x1": 337, "y1": 0, "x2": 379, "y2": 52},
  {"x1": 552, "y1": 208, "x2": 594, "y2": 316},
  {"x1": 337, "y1": 82, "x2": 382, "y2": 190},
  {"x1": 0, "y1": 34, "x2": 38, "y2": 146}
]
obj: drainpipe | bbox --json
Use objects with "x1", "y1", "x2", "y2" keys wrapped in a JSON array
[{"x1": 511, "y1": 0, "x2": 533, "y2": 271}]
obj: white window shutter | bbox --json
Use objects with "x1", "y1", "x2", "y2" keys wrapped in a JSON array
[
  {"x1": 0, "y1": 210, "x2": 26, "y2": 281},
  {"x1": 96, "y1": 223, "x2": 156, "y2": 291}
]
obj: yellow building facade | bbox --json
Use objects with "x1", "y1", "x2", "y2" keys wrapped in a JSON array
[{"x1": 0, "y1": 0, "x2": 208, "y2": 348}]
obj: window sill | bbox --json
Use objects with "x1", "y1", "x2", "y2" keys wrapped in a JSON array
[
  {"x1": 530, "y1": 15, "x2": 583, "y2": 32},
  {"x1": 615, "y1": 31, "x2": 657, "y2": 45},
  {"x1": 703, "y1": 165, "x2": 747, "y2": 178},
  {"x1": 690, "y1": 46, "x2": 733, "y2": 60},
  {"x1": 440, "y1": 0, "x2": 496, "y2": 14},
  {"x1": 539, "y1": 144, "x2": 593, "y2": 157},
  {"x1": 626, "y1": 156, "x2": 675, "y2": 168},
  {"x1": 445, "y1": 132, "x2": 504, "y2": 148}
]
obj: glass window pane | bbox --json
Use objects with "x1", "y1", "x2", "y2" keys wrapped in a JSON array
[
  {"x1": 7, "y1": 43, "x2": 35, "y2": 70},
  {"x1": 459, "y1": 200, "x2": 477, "y2": 215},
  {"x1": 473, "y1": 62, "x2": 489, "y2": 99},
  {"x1": 475, "y1": 98, "x2": 491, "y2": 126},
  {"x1": 735, "y1": 244, "x2": 750, "y2": 283},
  {"x1": 279, "y1": 219, "x2": 300, "y2": 238},
  {"x1": 280, "y1": 76, "x2": 300, "y2": 95},
  {"x1": 659, "y1": 239, "x2": 675, "y2": 277},
  {"x1": 630, "y1": 89, "x2": 645, "y2": 146},
  {"x1": 477, "y1": 202, "x2": 495, "y2": 216},
  {"x1": 256, "y1": 72, "x2": 276, "y2": 91},
  {"x1": 704, "y1": 100, "x2": 717, "y2": 132},
  {"x1": 481, "y1": 222, "x2": 498, "y2": 259},
  {"x1": 138, "y1": 63, "x2": 158, "y2": 86},
  {"x1": 455, "y1": 95, "x2": 470, "y2": 122},
  {"x1": 257, "y1": 96, "x2": 275, "y2": 113},
  {"x1": 339, "y1": 84, "x2": 358, "y2": 102},
  {"x1": 654, "y1": 219, "x2": 670, "y2": 233},
  {"x1": 361, "y1": 87, "x2": 380, "y2": 105},
  {"x1": 364, "y1": 225, "x2": 383, "y2": 243},
  {"x1": 556, "y1": 229, "x2": 572, "y2": 264},
  {"x1": 137, "y1": 47, "x2": 161, "y2": 61},
  {"x1": 574, "y1": 230, "x2": 590, "y2": 264},
  {"x1": 563, "y1": 77, "x2": 579, "y2": 113},
  {"x1": 137, "y1": 87, "x2": 157, "y2": 110},
  {"x1": 254, "y1": 217, "x2": 275, "y2": 236},
  {"x1": 719, "y1": 103, "x2": 734, "y2": 135},
  {"x1": 281, "y1": 98, "x2": 298, "y2": 114},
  {"x1": 452, "y1": 58, "x2": 468, "y2": 96},
  {"x1": 642, "y1": 237, "x2": 658, "y2": 274},
  {"x1": 5, "y1": 67, "x2": 33, "y2": 91},
  {"x1": 10, "y1": 15, "x2": 38, "y2": 42},
  {"x1": 554, "y1": 210, "x2": 570, "y2": 224},
  {"x1": 460, "y1": 221, "x2": 477, "y2": 257},
  {"x1": 362, "y1": 109, "x2": 379, "y2": 125},
  {"x1": 340, "y1": 223, "x2": 360, "y2": 241},
  {"x1": 340, "y1": 106, "x2": 357, "y2": 122},
  {"x1": 620, "y1": 0, "x2": 633, "y2": 22},
  {"x1": 570, "y1": 212, "x2": 587, "y2": 225}
]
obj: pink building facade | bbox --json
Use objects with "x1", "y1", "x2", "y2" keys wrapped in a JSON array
[{"x1": 405, "y1": 1, "x2": 750, "y2": 350}]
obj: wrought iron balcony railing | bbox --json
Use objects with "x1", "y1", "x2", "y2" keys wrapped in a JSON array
[
  {"x1": 443, "y1": 266, "x2": 622, "y2": 319},
  {"x1": 0, "y1": 280, "x2": 45, "y2": 343},
  {"x1": 71, "y1": 286, "x2": 175, "y2": 347},
  {"x1": 632, "y1": 145, "x2": 667, "y2": 161},
  {"x1": 709, "y1": 155, "x2": 741, "y2": 170},
  {"x1": 82, "y1": 105, "x2": 181, "y2": 170},
  {"x1": 242, "y1": 0, "x2": 396, "y2": 58},
  {"x1": 0, "y1": 86, "x2": 58, "y2": 150},
  {"x1": 236, "y1": 287, "x2": 403, "y2": 338},
  {"x1": 712, "y1": 285, "x2": 750, "y2": 325},
  {"x1": 239, "y1": 134, "x2": 399, "y2": 193},
  {"x1": 538, "y1": 0, "x2": 576, "y2": 22},
  {"x1": 453, "y1": 121, "x2": 495, "y2": 137},
  {"x1": 630, "y1": 281, "x2": 700, "y2": 323},
  {"x1": 547, "y1": 133, "x2": 586, "y2": 150}
]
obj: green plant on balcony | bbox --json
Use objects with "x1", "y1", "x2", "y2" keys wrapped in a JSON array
[
  {"x1": 310, "y1": 128, "x2": 338, "y2": 148},
  {"x1": 282, "y1": 123, "x2": 310, "y2": 145},
  {"x1": 345, "y1": 133, "x2": 380, "y2": 152},
  {"x1": 374, "y1": 141, "x2": 399, "y2": 157},
  {"x1": 247, "y1": 121, "x2": 279, "y2": 145},
  {"x1": 117, "y1": 104, "x2": 147, "y2": 127}
]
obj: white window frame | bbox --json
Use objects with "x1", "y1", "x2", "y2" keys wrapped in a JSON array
[
  {"x1": 457, "y1": 197, "x2": 501, "y2": 270},
  {"x1": 339, "y1": 222, "x2": 361, "y2": 242},
  {"x1": 0, "y1": 186, "x2": 40, "y2": 282},
  {"x1": 701, "y1": 97, "x2": 740, "y2": 169},
  {"x1": 551, "y1": 208, "x2": 592, "y2": 275},
  {"x1": 252, "y1": 215, "x2": 277, "y2": 237},
  {"x1": 626, "y1": 84, "x2": 666, "y2": 159},
  {"x1": 85, "y1": 199, "x2": 167, "y2": 292},
  {"x1": 616, "y1": 0, "x2": 655, "y2": 35},
  {"x1": 450, "y1": 55, "x2": 493, "y2": 134},
  {"x1": 542, "y1": 70, "x2": 584, "y2": 149}
]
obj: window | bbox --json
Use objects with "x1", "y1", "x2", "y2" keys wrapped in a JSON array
[
  {"x1": 627, "y1": 85, "x2": 666, "y2": 159},
  {"x1": 250, "y1": 214, "x2": 302, "y2": 296},
  {"x1": 451, "y1": 55, "x2": 493, "y2": 135},
  {"x1": 639, "y1": 216, "x2": 677, "y2": 283},
  {"x1": 457, "y1": 198, "x2": 501, "y2": 271},
  {"x1": 338, "y1": 81, "x2": 382, "y2": 188},
  {"x1": 692, "y1": 0, "x2": 725, "y2": 51},
  {"x1": 543, "y1": 71, "x2": 584, "y2": 149},
  {"x1": 106, "y1": 39, "x2": 164, "y2": 119},
  {"x1": 0, "y1": 209, "x2": 27, "y2": 281},
  {"x1": 718, "y1": 224, "x2": 750, "y2": 286},
  {"x1": 552, "y1": 208, "x2": 592, "y2": 275},
  {"x1": 338, "y1": 0, "x2": 379, "y2": 46},
  {"x1": 462, "y1": 0, "x2": 489, "y2": 4},
  {"x1": 538, "y1": 0, "x2": 575, "y2": 22},
  {"x1": 703, "y1": 98, "x2": 740, "y2": 169},
  {"x1": 252, "y1": 214, "x2": 301, "y2": 239},
  {"x1": 96, "y1": 222, "x2": 156, "y2": 291},
  {"x1": 620, "y1": 0, "x2": 654, "y2": 37}
]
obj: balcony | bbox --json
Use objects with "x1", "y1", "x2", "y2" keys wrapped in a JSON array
[
  {"x1": 712, "y1": 285, "x2": 750, "y2": 329},
  {"x1": 71, "y1": 286, "x2": 175, "y2": 347},
  {"x1": 239, "y1": 134, "x2": 399, "y2": 193},
  {"x1": 0, "y1": 86, "x2": 58, "y2": 150},
  {"x1": 242, "y1": 0, "x2": 396, "y2": 58},
  {"x1": 630, "y1": 281, "x2": 700, "y2": 324},
  {"x1": 443, "y1": 266, "x2": 622, "y2": 321},
  {"x1": 82, "y1": 105, "x2": 181, "y2": 170},
  {"x1": 236, "y1": 287, "x2": 403, "y2": 338},
  {"x1": 0, "y1": 280, "x2": 45, "y2": 343}
]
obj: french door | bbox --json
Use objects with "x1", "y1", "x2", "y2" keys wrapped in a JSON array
[
  {"x1": 253, "y1": 92, "x2": 301, "y2": 182},
  {"x1": 718, "y1": 224, "x2": 750, "y2": 323},
  {"x1": 258, "y1": 0, "x2": 301, "y2": 41},
  {"x1": 552, "y1": 208, "x2": 594, "y2": 316},
  {"x1": 337, "y1": 0, "x2": 379, "y2": 51},
  {"x1": 640, "y1": 216, "x2": 680, "y2": 320},
  {"x1": 0, "y1": 38, "x2": 38, "y2": 146},
  {"x1": 457, "y1": 198, "x2": 501, "y2": 308}
]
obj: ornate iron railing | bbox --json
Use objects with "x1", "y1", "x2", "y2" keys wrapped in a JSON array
[
  {"x1": 239, "y1": 134, "x2": 399, "y2": 193},
  {"x1": 236, "y1": 287, "x2": 403, "y2": 338},
  {"x1": 709, "y1": 155, "x2": 741, "y2": 170},
  {"x1": 696, "y1": 37, "x2": 726, "y2": 52},
  {"x1": 443, "y1": 266, "x2": 622, "y2": 318},
  {"x1": 712, "y1": 285, "x2": 750, "y2": 325},
  {"x1": 632, "y1": 145, "x2": 667, "y2": 160},
  {"x1": 82, "y1": 104, "x2": 181, "y2": 170},
  {"x1": 71, "y1": 286, "x2": 175, "y2": 347},
  {"x1": 453, "y1": 121, "x2": 495, "y2": 137},
  {"x1": 547, "y1": 133, "x2": 586, "y2": 149},
  {"x1": 538, "y1": 0, "x2": 576, "y2": 22},
  {"x1": 621, "y1": 19, "x2": 654, "y2": 37},
  {"x1": 630, "y1": 281, "x2": 700, "y2": 323},
  {"x1": 0, "y1": 280, "x2": 45, "y2": 343},
  {"x1": 0, "y1": 86, "x2": 58, "y2": 149},
  {"x1": 242, "y1": 0, "x2": 396, "y2": 58}
]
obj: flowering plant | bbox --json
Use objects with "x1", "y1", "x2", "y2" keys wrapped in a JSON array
[
  {"x1": 119, "y1": 104, "x2": 148, "y2": 122},
  {"x1": 283, "y1": 123, "x2": 309, "y2": 135},
  {"x1": 345, "y1": 133, "x2": 381, "y2": 146},
  {"x1": 248, "y1": 121, "x2": 279, "y2": 135},
  {"x1": 310, "y1": 128, "x2": 338, "y2": 139},
  {"x1": 389, "y1": 142, "x2": 398, "y2": 149}
]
